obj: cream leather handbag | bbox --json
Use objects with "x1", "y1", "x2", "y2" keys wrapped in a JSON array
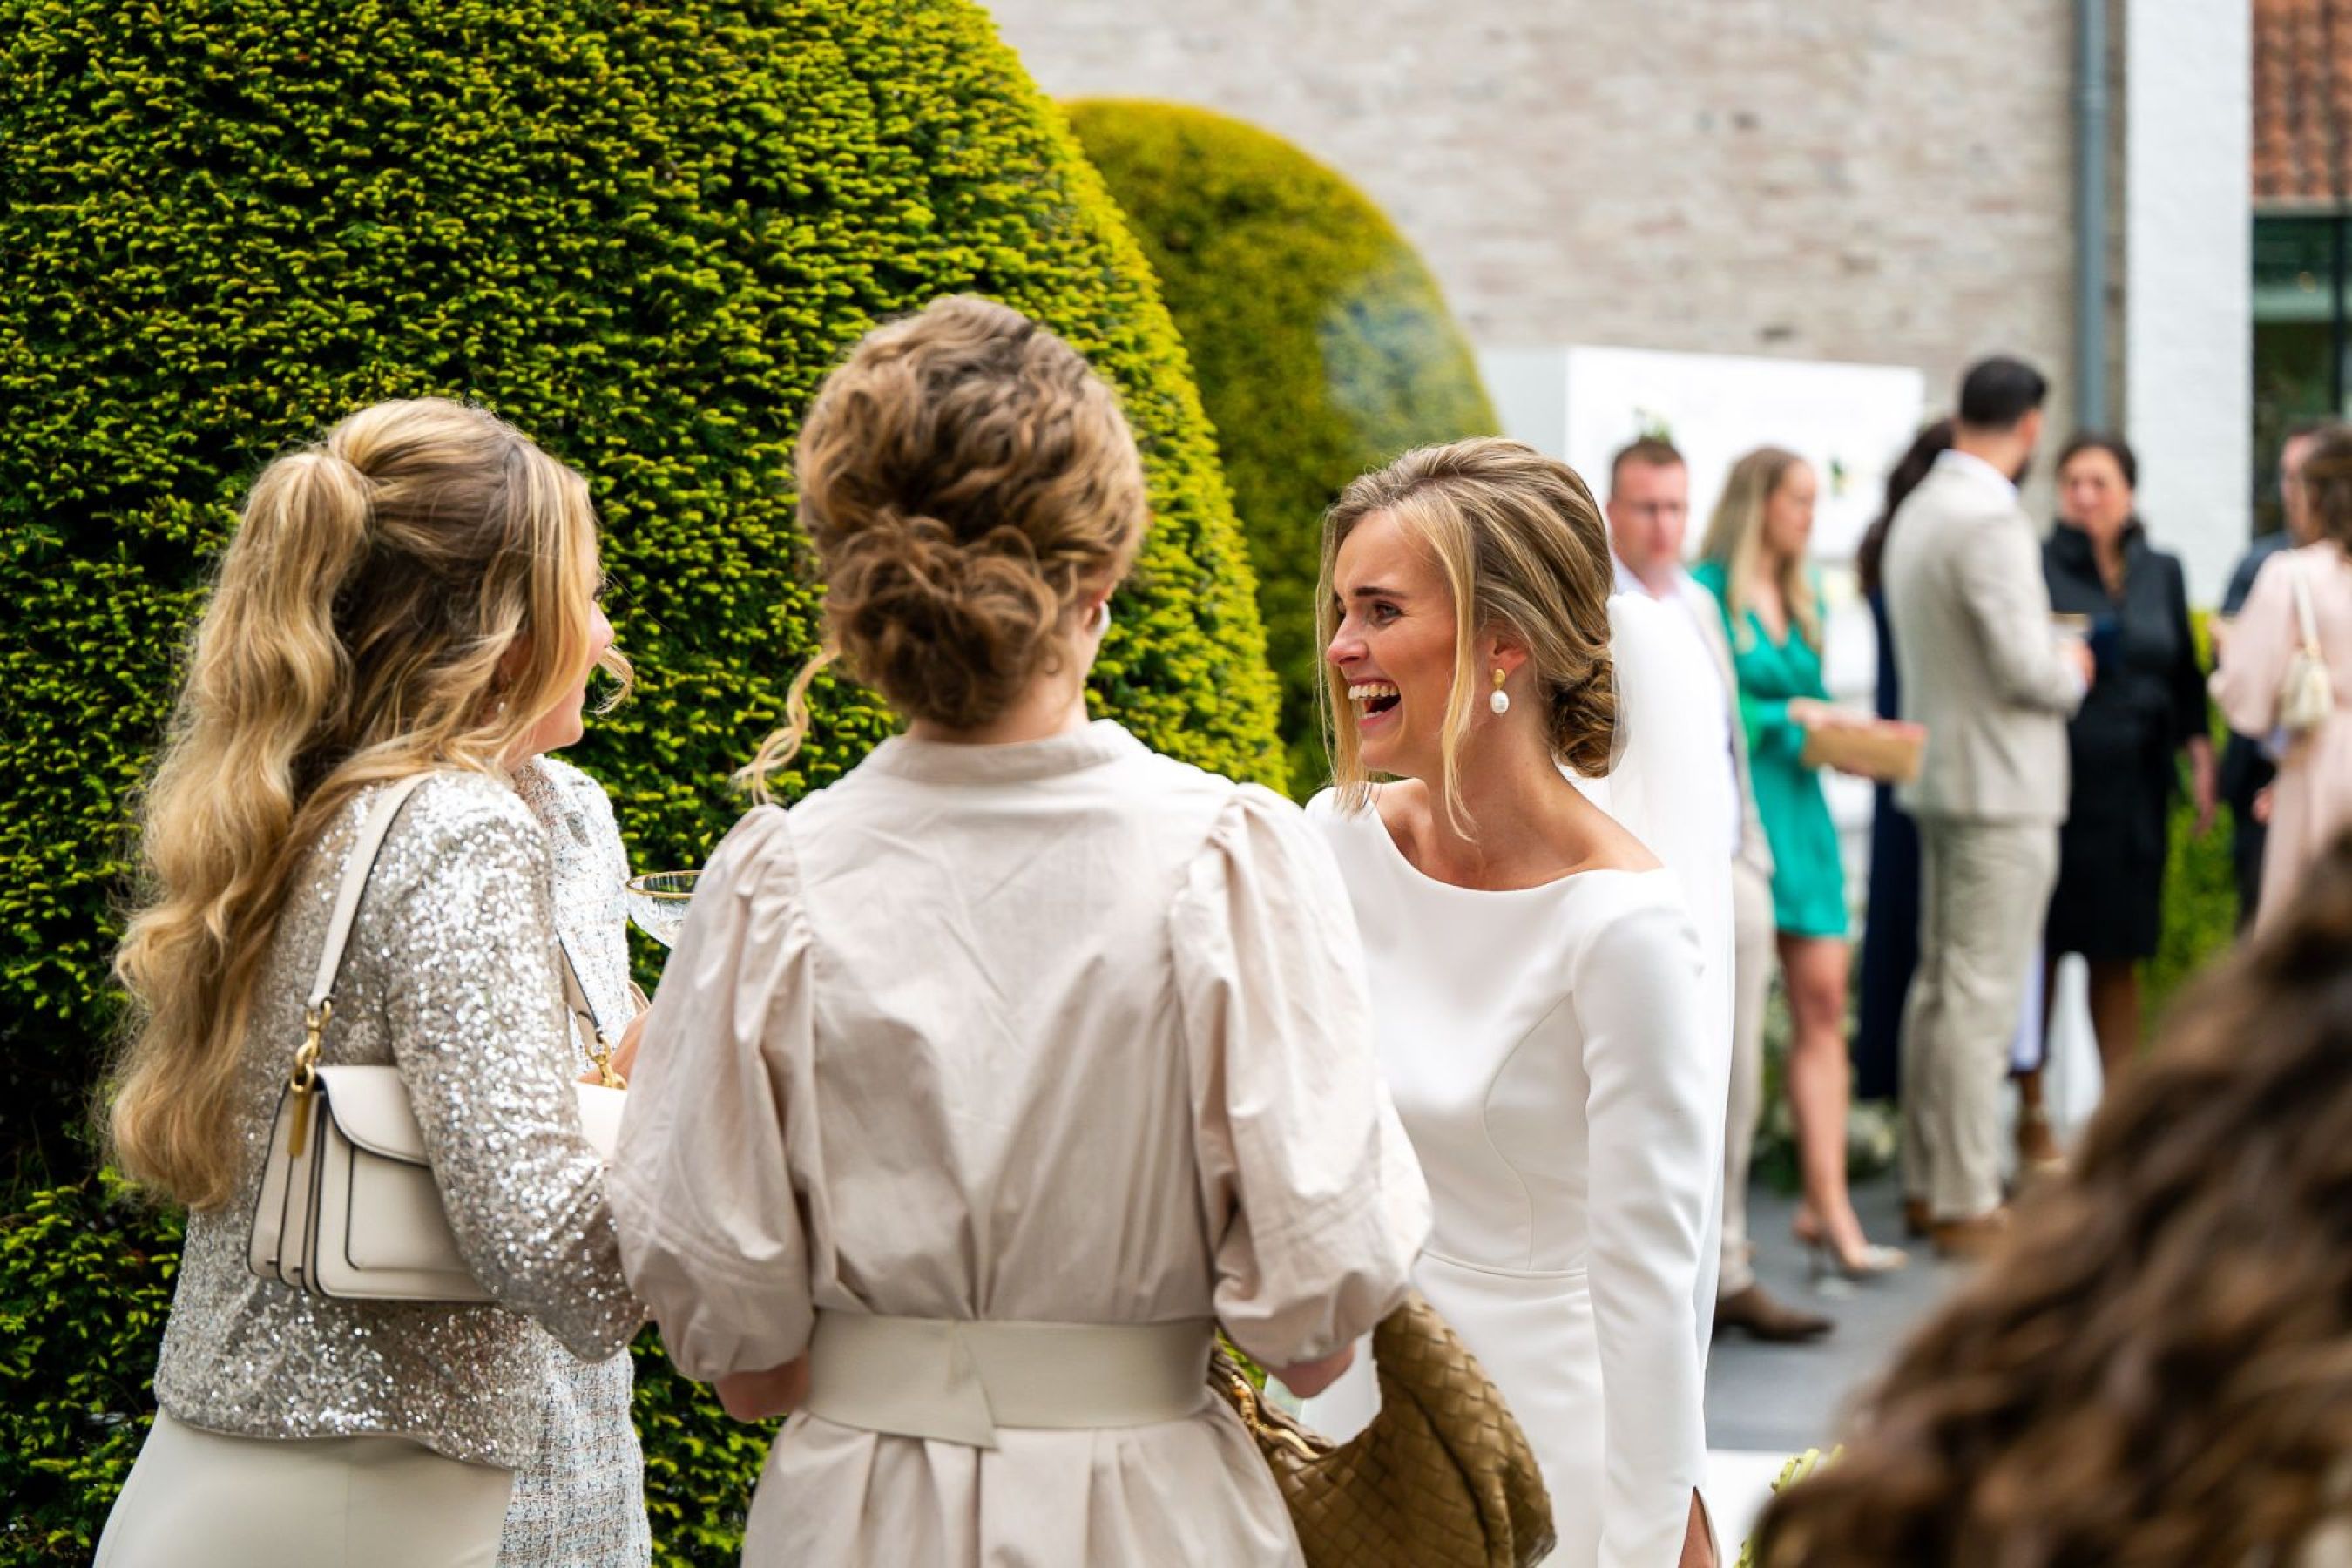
[
  {"x1": 2281, "y1": 558, "x2": 2336, "y2": 739},
  {"x1": 247, "y1": 773, "x2": 628, "y2": 1303}
]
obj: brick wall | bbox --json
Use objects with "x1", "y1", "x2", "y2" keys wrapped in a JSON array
[{"x1": 992, "y1": 0, "x2": 2083, "y2": 444}]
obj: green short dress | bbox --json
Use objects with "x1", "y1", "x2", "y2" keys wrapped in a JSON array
[{"x1": 1692, "y1": 559, "x2": 1848, "y2": 939}]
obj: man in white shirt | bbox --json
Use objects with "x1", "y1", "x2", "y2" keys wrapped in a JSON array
[
  {"x1": 1606, "y1": 438, "x2": 1830, "y2": 1342},
  {"x1": 1881, "y1": 358, "x2": 2093, "y2": 1258}
]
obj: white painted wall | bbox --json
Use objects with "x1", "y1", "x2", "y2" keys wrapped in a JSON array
[{"x1": 2124, "y1": 0, "x2": 2252, "y2": 605}]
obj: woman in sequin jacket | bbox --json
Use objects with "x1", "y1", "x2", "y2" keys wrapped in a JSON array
[{"x1": 98, "y1": 399, "x2": 645, "y2": 1568}]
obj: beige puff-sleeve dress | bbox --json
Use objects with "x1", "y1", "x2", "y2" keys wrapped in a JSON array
[{"x1": 611, "y1": 722, "x2": 1429, "y2": 1565}]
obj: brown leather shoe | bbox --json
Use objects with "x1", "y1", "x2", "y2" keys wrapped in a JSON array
[
  {"x1": 1903, "y1": 1196, "x2": 1933, "y2": 1239},
  {"x1": 1714, "y1": 1283, "x2": 1834, "y2": 1342},
  {"x1": 1930, "y1": 1207, "x2": 2012, "y2": 1261}
]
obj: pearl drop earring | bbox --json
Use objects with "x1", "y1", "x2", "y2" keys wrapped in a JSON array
[{"x1": 1489, "y1": 667, "x2": 1511, "y2": 716}]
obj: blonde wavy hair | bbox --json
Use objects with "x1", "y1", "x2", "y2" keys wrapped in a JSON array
[
  {"x1": 108, "y1": 398, "x2": 626, "y2": 1210},
  {"x1": 1317, "y1": 438, "x2": 1619, "y2": 833},
  {"x1": 740, "y1": 295, "x2": 1147, "y2": 797},
  {"x1": 1698, "y1": 445, "x2": 1822, "y2": 650}
]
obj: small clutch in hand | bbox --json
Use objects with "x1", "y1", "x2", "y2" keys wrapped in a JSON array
[{"x1": 1801, "y1": 717, "x2": 1926, "y2": 783}]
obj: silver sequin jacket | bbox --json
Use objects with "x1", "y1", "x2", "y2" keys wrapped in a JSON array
[{"x1": 152, "y1": 769, "x2": 644, "y2": 1469}]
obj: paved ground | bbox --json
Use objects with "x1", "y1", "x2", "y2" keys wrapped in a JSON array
[
  {"x1": 1706, "y1": 1170, "x2": 1963, "y2": 1452},
  {"x1": 1700, "y1": 1169, "x2": 1972, "y2": 1548}
]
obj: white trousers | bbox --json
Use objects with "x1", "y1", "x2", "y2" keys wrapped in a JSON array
[
  {"x1": 96, "y1": 1411, "x2": 513, "y2": 1568},
  {"x1": 1718, "y1": 861, "x2": 1776, "y2": 1297}
]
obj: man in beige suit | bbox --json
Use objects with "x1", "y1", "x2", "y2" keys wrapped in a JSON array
[
  {"x1": 1882, "y1": 358, "x2": 2093, "y2": 1257},
  {"x1": 1608, "y1": 437, "x2": 1831, "y2": 1340}
]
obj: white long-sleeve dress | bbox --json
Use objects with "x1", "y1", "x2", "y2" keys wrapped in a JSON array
[
  {"x1": 610, "y1": 722, "x2": 1429, "y2": 1565},
  {"x1": 1300, "y1": 787, "x2": 1715, "y2": 1568}
]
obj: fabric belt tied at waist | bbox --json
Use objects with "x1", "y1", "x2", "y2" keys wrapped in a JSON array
[{"x1": 802, "y1": 1311, "x2": 1215, "y2": 1450}]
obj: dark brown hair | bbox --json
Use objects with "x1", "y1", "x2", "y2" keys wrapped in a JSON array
[
  {"x1": 1856, "y1": 419, "x2": 1955, "y2": 598},
  {"x1": 2055, "y1": 430, "x2": 2139, "y2": 490},
  {"x1": 1749, "y1": 832, "x2": 2352, "y2": 1568},
  {"x1": 2298, "y1": 424, "x2": 2352, "y2": 551},
  {"x1": 740, "y1": 296, "x2": 1147, "y2": 793}
]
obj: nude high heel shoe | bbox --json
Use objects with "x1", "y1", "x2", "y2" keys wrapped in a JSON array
[{"x1": 1793, "y1": 1207, "x2": 1909, "y2": 1281}]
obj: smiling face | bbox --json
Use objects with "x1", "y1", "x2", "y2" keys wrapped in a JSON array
[
  {"x1": 1761, "y1": 459, "x2": 1817, "y2": 563},
  {"x1": 1325, "y1": 508, "x2": 1471, "y2": 783}
]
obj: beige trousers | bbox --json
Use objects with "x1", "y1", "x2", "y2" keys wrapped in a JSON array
[
  {"x1": 96, "y1": 1412, "x2": 513, "y2": 1568},
  {"x1": 1718, "y1": 861, "x2": 1776, "y2": 1297},
  {"x1": 1900, "y1": 816, "x2": 2058, "y2": 1220}
]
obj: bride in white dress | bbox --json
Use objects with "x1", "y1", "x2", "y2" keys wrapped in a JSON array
[{"x1": 1299, "y1": 439, "x2": 1731, "y2": 1567}]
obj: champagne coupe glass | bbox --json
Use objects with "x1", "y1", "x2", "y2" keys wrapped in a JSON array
[{"x1": 625, "y1": 871, "x2": 700, "y2": 949}]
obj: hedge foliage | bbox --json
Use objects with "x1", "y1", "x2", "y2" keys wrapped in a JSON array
[
  {"x1": 1066, "y1": 100, "x2": 1497, "y2": 797},
  {"x1": 0, "y1": 0, "x2": 1282, "y2": 1179},
  {"x1": 0, "y1": 1177, "x2": 178, "y2": 1563},
  {"x1": 2146, "y1": 612, "x2": 2240, "y2": 1026},
  {"x1": 0, "y1": 1, "x2": 1281, "y2": 1558}
]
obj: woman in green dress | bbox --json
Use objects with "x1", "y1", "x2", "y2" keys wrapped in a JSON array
[{"x1": 1695, "y1": 448, "x2": 1904, "y2": 1281}]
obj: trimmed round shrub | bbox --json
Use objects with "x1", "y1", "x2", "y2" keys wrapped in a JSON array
[
  {"x1": 0, "y1": 3, "x2": 1279, "y2": 1559},
  {"x1": 0, "y1": 0, "x2": 1282, "y2": 1179},
  {"x1": 1067, "y1": 99, "x2": 1497, "y2": 796}
]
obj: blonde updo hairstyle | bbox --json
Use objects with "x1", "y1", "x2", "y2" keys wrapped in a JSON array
[
  {"x1": 741, "y1": 296, "x2": 1148, "y2": 795},
  {"x1": 1318, "y1": 437, "x2": 1619, "y2": 831},
  {"x1": 110, "y1": 397, "x2": 625, "y2": 1209}
]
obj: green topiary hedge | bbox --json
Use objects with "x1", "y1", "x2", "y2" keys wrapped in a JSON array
[
  {"x1": 0, "y1": 0, "x2": 1281, "y2": 1179},
  {"x1": 1066, "y1": 100, "x2": 1498, "y2": 798},
  {"x1": 0, "y1": 3, "x2": 1279, "y2": 1559}
]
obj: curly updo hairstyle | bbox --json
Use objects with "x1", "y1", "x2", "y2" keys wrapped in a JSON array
[
  {"x1": 1748, "y1": 829, "x2": 2352, "y2": 1568},
  {"x1": 742, "y1": 296, "x2": 1148, "y2": 794},
  {"x1": 1318, "y1": 437, "x2": 1618, "y2": 828}
]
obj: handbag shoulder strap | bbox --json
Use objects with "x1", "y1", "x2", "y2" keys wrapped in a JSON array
[
  {"x1": 2291, "y1": 557, "x2": 2323, "y2": 656},
  {"x1": 555, "y1": 934, "x2": 606, "y2": 1048},
  {"x1": 306, "y1": 774, "x2": 434, "y2": 1015}
]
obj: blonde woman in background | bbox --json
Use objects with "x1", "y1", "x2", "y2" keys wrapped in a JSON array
[
  {"x1": 1694, "y1": 448, "x2": 1903, "y2": 1280},
  {"x1": 1299, "y1": 438, "x2": 1727, "y2": 1567},
  {"x1": 610, "y1": 296, "x2": 1427, "y2": 1566},
  {"x1": 98, "y1": 399, "x2": 645, "y2": 1567}
]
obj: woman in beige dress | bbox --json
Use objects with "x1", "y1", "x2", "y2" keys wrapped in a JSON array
[
  {"x1": 97, "y1": 399, "x2": 644, "y2": 1567},
  {"x1": 610, "y1": 296, "x2": 1429, "y2": 1565},
  {"x1": 2215, "y1": 426, "x2": 2352, "y2": 928}
]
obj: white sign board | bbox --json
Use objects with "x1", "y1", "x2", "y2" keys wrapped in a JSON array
[{"x1": 1479, "y1": 344, "x2": 1928, "y2": 562}]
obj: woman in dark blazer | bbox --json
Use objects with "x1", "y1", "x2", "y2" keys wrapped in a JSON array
[{"x1": 2036, "y1": 432, "x2": 2214, "y2": 1087}]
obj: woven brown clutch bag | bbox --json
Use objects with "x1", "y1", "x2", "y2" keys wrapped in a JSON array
[{"x1": 1211, "y1": 1292, "x2": 1555, "y2": 1567}]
